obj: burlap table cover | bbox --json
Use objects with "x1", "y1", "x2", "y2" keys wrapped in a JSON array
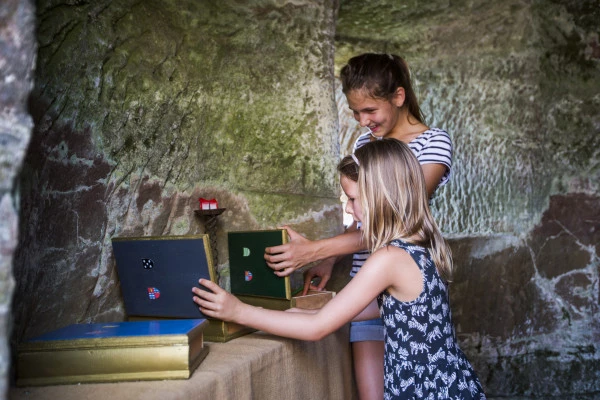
[{"x1": 10, "y1": 327, "x2": 357, "y2": 400}]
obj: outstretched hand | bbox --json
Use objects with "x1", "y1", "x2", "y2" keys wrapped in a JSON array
[
  {"x1": 302, "y1": 257, "x2": 335, "y2": 295},
  {"x1": 264, "y1": 226, "x2": 317, "y2": 277},
  {"x1": 192, "y1": 279, "x2": 244, "y2": 322}
]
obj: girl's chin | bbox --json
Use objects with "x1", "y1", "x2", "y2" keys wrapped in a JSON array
[{"x1": 369, "y1": 127, "x2": 385, "y2": 138}]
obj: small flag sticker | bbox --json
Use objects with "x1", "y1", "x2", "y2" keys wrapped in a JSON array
[
  {"x1": 245, "y1": 271, "x2": 253, "y2": 282},
  {"x1": 141, "y1": 258, "x2": 154, "y2": 269},
  {"x1": 147, "y1": 287, "x2": 161, "y2": 299}
]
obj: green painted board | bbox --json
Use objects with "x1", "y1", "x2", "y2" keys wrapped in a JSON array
[{"x1": 228, "y1": 229, "x2": 291, "y2": 299}]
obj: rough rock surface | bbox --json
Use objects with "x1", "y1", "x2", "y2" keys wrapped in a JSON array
[
  {"x1": 12, "y1": 0, "x2": 341, "y2": 349},
  {"x1": 0, "y1": 0, "x2": 36, "y2": 396},
  {"x1": 5, "y1": 0, "x2": 599, "y2": 397}
]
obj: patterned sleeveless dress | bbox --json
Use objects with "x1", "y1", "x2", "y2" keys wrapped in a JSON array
[{"x1": 378, "y1": 239, "x2": 486, "y2": 399}]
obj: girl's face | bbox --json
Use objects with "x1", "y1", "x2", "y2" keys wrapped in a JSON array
[
  {"x1": 341, "y1": 175, "x2": 363, "y2": 223},
  {"x1": 346, "y1": 89, "x2": 403, "y2": 137}
]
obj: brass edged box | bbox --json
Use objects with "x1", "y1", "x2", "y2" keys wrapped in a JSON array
[
  {"x1": 204, "y1": 319, "x2": 256, "y2": 343},
  {"x1": 111, "y1": 234, "x2": 217, "y2": 319},
  {"x1": 228, "y1": 229, "x2": 293, "y2": 299},
  {"x1": 228, "y1": 229, "x2": 336, "y2": 311},
  {"x1": 16, "y1": 319, "x2": 209, "y2": 386},
  {"x1": 112, "y1": 233, "x2": 256, "y2": 343},
  {"x1": 128, "y1": 316, "x2": 256, "y2": 343}
]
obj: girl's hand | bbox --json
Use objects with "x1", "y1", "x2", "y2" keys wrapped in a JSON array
[
  {"x1": 264, "y1": 226, "x2": 316, "y2": 276},
  {"x1": 302, "y1": 257, "x2": 335, "y2": 295},
  {"x1": 192, "y1": 279, "x2": 243, "y2": 322}
]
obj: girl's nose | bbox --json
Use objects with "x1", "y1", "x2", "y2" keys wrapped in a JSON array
[
  {"x1": 358, "y1": 115, "x2": 369, "y2": 127},
  {"x1": 345, "y1": 202, "x2": 353, "y2": 215},
  {"x1": 353, "y1": 112, "x2": 369, "y2": 127}
]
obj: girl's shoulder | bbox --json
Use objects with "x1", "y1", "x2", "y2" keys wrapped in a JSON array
[
  {"x1": 389, "y1": 238, "x2": 421, "y2": 247},
  {"x1": 388, "y1": 239, "x2": 429, "y2": 257},
  {"x1": 367, "y1": 241, "x2": 416, "y2": 270},
  {"x1": 412, "y1": 127, "x2": 451, "y2": 143},
  {"x1": 409, "y1": 128, "x2": 453, "y2": 175},
  {"x1": 367, "y1": 239, "x2": 429, "y2": 260}
]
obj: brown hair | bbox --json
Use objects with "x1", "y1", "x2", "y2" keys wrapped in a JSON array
[
  {"x1": 337, "y1": 154, "x2": 359, "y2": 182},
  {"x1": 340, "y1": 53, "x2": 425, "y2": 124}
]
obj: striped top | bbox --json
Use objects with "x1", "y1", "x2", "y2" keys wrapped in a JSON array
[
  {"x1": 349, "y1": 128, "x2": 453, "y2": 277},
  {"x1": 352, "y1": 127, "x2": 452, "y2": 186}
]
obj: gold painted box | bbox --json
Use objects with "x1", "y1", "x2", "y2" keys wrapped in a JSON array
[
  {"x1": 128, "y1": 316, "x2": 256, "y2": 343},
  {"x1": 16, "y1": 319, "x2": 209, "y2": 386},
  {"x1": 204, "y1": 318, "x2": 256, "y2": 343}
]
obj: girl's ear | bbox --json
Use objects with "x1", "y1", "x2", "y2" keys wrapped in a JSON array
[{"x1": 392, "y1": 87, "x2": 405, "y2": 108}]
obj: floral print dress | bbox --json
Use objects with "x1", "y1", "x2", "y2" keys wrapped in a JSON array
[{"x1": 378, "y1": 239, "x2": 486, "y2": 399}]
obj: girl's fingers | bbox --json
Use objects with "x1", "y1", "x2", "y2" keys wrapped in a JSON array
[
  {"x1": 197, "y1": 303, "x2": 218, "y2": 318},
  {"x1": 274, "y1": 267, "x2": 292, "y2": 277},
  {"x1": 198, "y1": 278, "x2": 222, "y2": 293},
  {"x1": 192, "y1": 278, "x2": 225, "y2": 300},
  {"x1": 191, "y1": 287, "x2": 215, "y2": 301},
  {"x1": 192, "y1": 279, "x2": 236, "y2": 320},
  {"x1": 193, "y1": 295, "x2": 217, "y2": 311}
]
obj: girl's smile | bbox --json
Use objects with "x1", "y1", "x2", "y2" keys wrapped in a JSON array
[{"x1": 346, "y1": 89, "x2": 402, "y2": 138}]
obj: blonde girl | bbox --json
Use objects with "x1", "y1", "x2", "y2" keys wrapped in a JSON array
[{"x1": 193, "y1": 139, "x2": 485, "y2": 399}]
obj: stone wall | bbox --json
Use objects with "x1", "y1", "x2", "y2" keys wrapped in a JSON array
[
  {"x1": 335, "y1": 0, "x2": 599, "y2": 396},
  {"x1": 11, "y1": 0, "x2": 341, "y2": 354},
  {"x1": 449, "y1": 194, "x2": 599, "y2": 396},
  {"x1": 0, "y1": 0, "x2": 36, "y2": 397},
  {"x1": 6, "y1": 0, "x2": 599, "y2": 397}
]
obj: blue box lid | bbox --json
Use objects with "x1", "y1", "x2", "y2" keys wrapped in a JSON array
[{"x1": 28, "y1": 319, "x2": 207, "y2": 342}]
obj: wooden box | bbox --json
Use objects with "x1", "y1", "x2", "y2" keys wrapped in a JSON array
[
  {"x1": 204, "y1": 319, "x2": 256, "y2": 343},
  {"x1": 16, "y1": 319, "x2": 209, "y2": 386}
]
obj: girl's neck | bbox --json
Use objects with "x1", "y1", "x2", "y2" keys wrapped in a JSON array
[{"x1": 386, "y1": 109, "x2": 428, "y2": 143}]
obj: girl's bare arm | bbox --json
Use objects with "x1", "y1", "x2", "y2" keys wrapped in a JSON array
[{"x1": 265, "y1": 226, "x2": 364, "y2": 276}]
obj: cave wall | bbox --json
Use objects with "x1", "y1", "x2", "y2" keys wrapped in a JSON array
[
  {"x1": 0, "y1": 0, "x2": 36, "y2": 397},
  {"x1": 335, "y1": 0, "x2": 599, "y2": 396},
  {"x1": 5, "y1": 0, "x2": 600, "y2": 397},
  {"x1": 11, "y1": 0, "x2": 342, "y2": 350}
]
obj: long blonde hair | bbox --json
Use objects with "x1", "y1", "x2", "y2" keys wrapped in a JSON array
[{"x1": 350, "y1": 138, "x2": 453, "y2": 281}]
